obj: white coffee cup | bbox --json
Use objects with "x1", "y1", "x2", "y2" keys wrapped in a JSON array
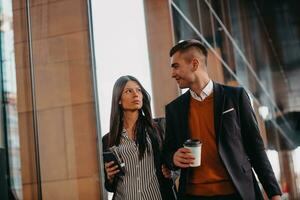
[{"x1": 183, "y1": 139, "x2": 202, "y2": 167}]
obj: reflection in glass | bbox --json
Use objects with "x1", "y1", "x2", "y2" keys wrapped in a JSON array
[
  {"x1": 0, "y1": 0, "x2": 22, "y2": 198},
  {"x1": 170, "y1": 0, "x2": 300, "y2": 198}
]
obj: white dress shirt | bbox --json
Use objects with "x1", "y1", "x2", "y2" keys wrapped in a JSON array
[{"x1": 190, "y1": 80, "x2": 213, "y2": 101}]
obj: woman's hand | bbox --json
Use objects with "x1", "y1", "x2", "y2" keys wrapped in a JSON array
[
  {"x1": 162, "y1": 164, "x2": 172, "y2": 179},
  {"x1": 105, "y1": 161, "x2": 119, "y2": 182}
]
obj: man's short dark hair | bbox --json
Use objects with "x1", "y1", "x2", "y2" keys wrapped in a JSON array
[{"x1": 169, "y1": 39, "x2": 208, "y2": 57}]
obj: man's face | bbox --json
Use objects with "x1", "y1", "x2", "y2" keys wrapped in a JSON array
[{"x1": 170, "y1": 52, "x2": 194, "y2": 89}]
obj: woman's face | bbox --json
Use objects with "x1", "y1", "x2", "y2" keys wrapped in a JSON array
[{"x1": 120, "y1": 80, "x2": 143, "y2": 111}]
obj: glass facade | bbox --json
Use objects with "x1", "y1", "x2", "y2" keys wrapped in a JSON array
[
  {"x1": 170, "y1": 0, "x2": 300, "y2": 199},
  {"x1": 90, "y1": 1, "x2": 154, "y2": 199},
  {"x1": 1, "y1": 0, "x2": 103, "y2": 199},
  {"x1": 91, "y1": 0, "x2": 153, "y2": 136},
  {"x1": 0, "y1": 0, "x2": 299, "y2": 199},
  {"x1": 0, "y1": 0, "x2": 22, "y2": 198}
]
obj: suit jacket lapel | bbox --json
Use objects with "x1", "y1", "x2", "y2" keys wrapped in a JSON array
[
  {"x1": 213, "y1": 82, "x2": 225, "y2": 143},
  {"x1": 181, "y1": 91, "x2": 191, "y2": 142}
]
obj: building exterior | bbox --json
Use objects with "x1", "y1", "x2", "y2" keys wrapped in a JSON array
[{"x1": 0, "y1": 0, "x2": 299, "y2": 199}]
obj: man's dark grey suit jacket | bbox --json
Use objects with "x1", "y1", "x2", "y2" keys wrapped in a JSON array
[{"x1": 163, "y1": 82, "x2": 281, "y2": 200}]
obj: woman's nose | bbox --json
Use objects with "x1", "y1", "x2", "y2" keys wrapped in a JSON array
[{"x1": 132, "y1": 90, "x2": 139, "y2": 96}]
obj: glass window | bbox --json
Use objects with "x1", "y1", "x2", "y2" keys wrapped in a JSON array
[
  {"x1": 91, "y1": 0, "x2": 153, "y2": 136},
  {"x1": 90, "y1": 1, "x2": 153, "y2": 199},
  {"x1": 8, "y1": 0, "x2": 102, "y2": 199},
  {"x1": 0, "y1": 0, "x2": 22, "y2": 198},
  {"x1": 170, "y1": 0, "x2": 300, "y2": 198}
]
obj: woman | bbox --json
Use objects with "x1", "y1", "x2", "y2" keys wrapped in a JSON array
[{"x1": 102, "y1": 75, "x2": 176, "y2": 200}]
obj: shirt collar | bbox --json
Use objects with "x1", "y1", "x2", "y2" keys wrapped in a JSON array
[
  {"x1": 121, "y1": 128, "x2": 130, "y2": 139},
  {"x1": 190, "y1": 80, "x2": 213, "y2": 101}
]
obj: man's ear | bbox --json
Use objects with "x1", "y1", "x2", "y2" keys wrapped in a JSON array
[{"x1": 191, "y1": 58, "x2": 199, "y2": 72}]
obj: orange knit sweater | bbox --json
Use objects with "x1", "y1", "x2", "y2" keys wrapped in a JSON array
[{"x1": 186, "y1": 94, "x2": 236, "y2": 196}]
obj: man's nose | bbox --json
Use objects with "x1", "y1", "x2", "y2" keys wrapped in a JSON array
[{"x1": 171, "y1": 68, "x2": 176, "y2": 78}]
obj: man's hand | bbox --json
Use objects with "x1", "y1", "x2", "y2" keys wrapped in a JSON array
[{"x1": 173, "y1": 147, "x2": 195, "y2": 168}]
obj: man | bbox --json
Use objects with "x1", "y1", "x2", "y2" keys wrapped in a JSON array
[{"x1": 163, "y1": 39, "x2": 281, "y2": 200}]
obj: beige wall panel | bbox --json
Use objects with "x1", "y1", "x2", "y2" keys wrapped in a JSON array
[
  {"x1": 13, "y1": 0, "x2": 102, "y2": 198},
  {"x1": 13, "y1": 0, "x2": 88, "y2": 42},
  {"x1": 18, "y1": 112, "x2": 36, "y2": 184},
  {"x1": 64, "y1": 103, "x2": 98, "y2": 179},
  {"x1": 34, "y1": 63, "x2": 72, "y2": 110},
  {"x1": 207, "y1": 48, "x2": 225, "y2": 84},
  {"x1": 30, "y1": 31, "x2": 89, "y2": 65},
  {"x1": 33, "y1": 60, "x2": 93, "y2": 110},
  {"x1": 15, "y1": 32, "x2": 89, "y2": 68},
  {"x1": 16, "y1": 59, "x2": 93, "y2": 112},
  {"x1": 77, "y1": 177, "x2": 101, "y2": 200},
  {"x1": 25, "y1": 0, "x2": 88, "y2": 41},
  {"x1": 12, "y1": 8, "x2": 27, "y2": 43},
  {"x1": 13, "y1": 0, "x2": 23, "y2": 10},
  {"x1": 13, "y1": 0, "x2": 88, "y2": 43},
  {"x1": 68, "y1": 59, "x2": 94, "y2": 105},
  {"x1": 32, "y1": 37, "x2": 67, "y2": 64},
  {"x1": 16, "y1": 68, "x2": 33, "y2": 112},
  {"x1": 23, "y1": 183, "x2": 38, "y2": 200},
  {"x1": 15, "y1": 42, "x2": 29, "y2": 69},
  {"x1": 65, "y1": 31, "x2": 89, "y2": 62},
  {"x1": 31, "y1": 0, "x2": 64, "y2": 6},
  {"x1": 46, "y1": 0, "x2": 87, "y2": 36},
  {"x1": 13, "y1": 0, "x2": 83, "y2": 10},
  {"x1": 10, "y1": 0, "x2": 47, "y2": 10},
  {"x1": 42, "y1": 179, "x2": 78, "y2": 200},
  {"x1": 42, "y1": 177, "x2": 100, "y2": 200},
  {"x1": 38, "y1": 107, "x2": 68, "y2": 181},
  {"x1": 144, "y1": 0, "x2": 179, "y2": 117}
]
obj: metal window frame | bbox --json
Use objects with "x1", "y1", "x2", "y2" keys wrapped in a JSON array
[
  {"x1": 170, "y1": 0, "x2": 294, "y2": 146},
  {"x1": 86, "y1": 0, "x2": 107, "y2": 199},
  {"x1": 25, "y1": 0, "x2": 43, "y2": 199}
]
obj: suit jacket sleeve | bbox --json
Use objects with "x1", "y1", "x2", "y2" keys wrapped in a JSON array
[
  {"x1": 163, "y1": 105, "x2": 180, "y2": 170},
  {"x1": 239, "y1": 88, "x2": 281, "y2": 198}
]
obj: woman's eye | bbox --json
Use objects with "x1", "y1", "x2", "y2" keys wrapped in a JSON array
[{"x1": 125, "y1": 89, "x2": 132, "y2": 94}]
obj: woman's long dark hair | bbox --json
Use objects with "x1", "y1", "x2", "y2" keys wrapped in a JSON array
[{"x1": 108, "y1": 75, "x2": 156, "y2": 159}]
